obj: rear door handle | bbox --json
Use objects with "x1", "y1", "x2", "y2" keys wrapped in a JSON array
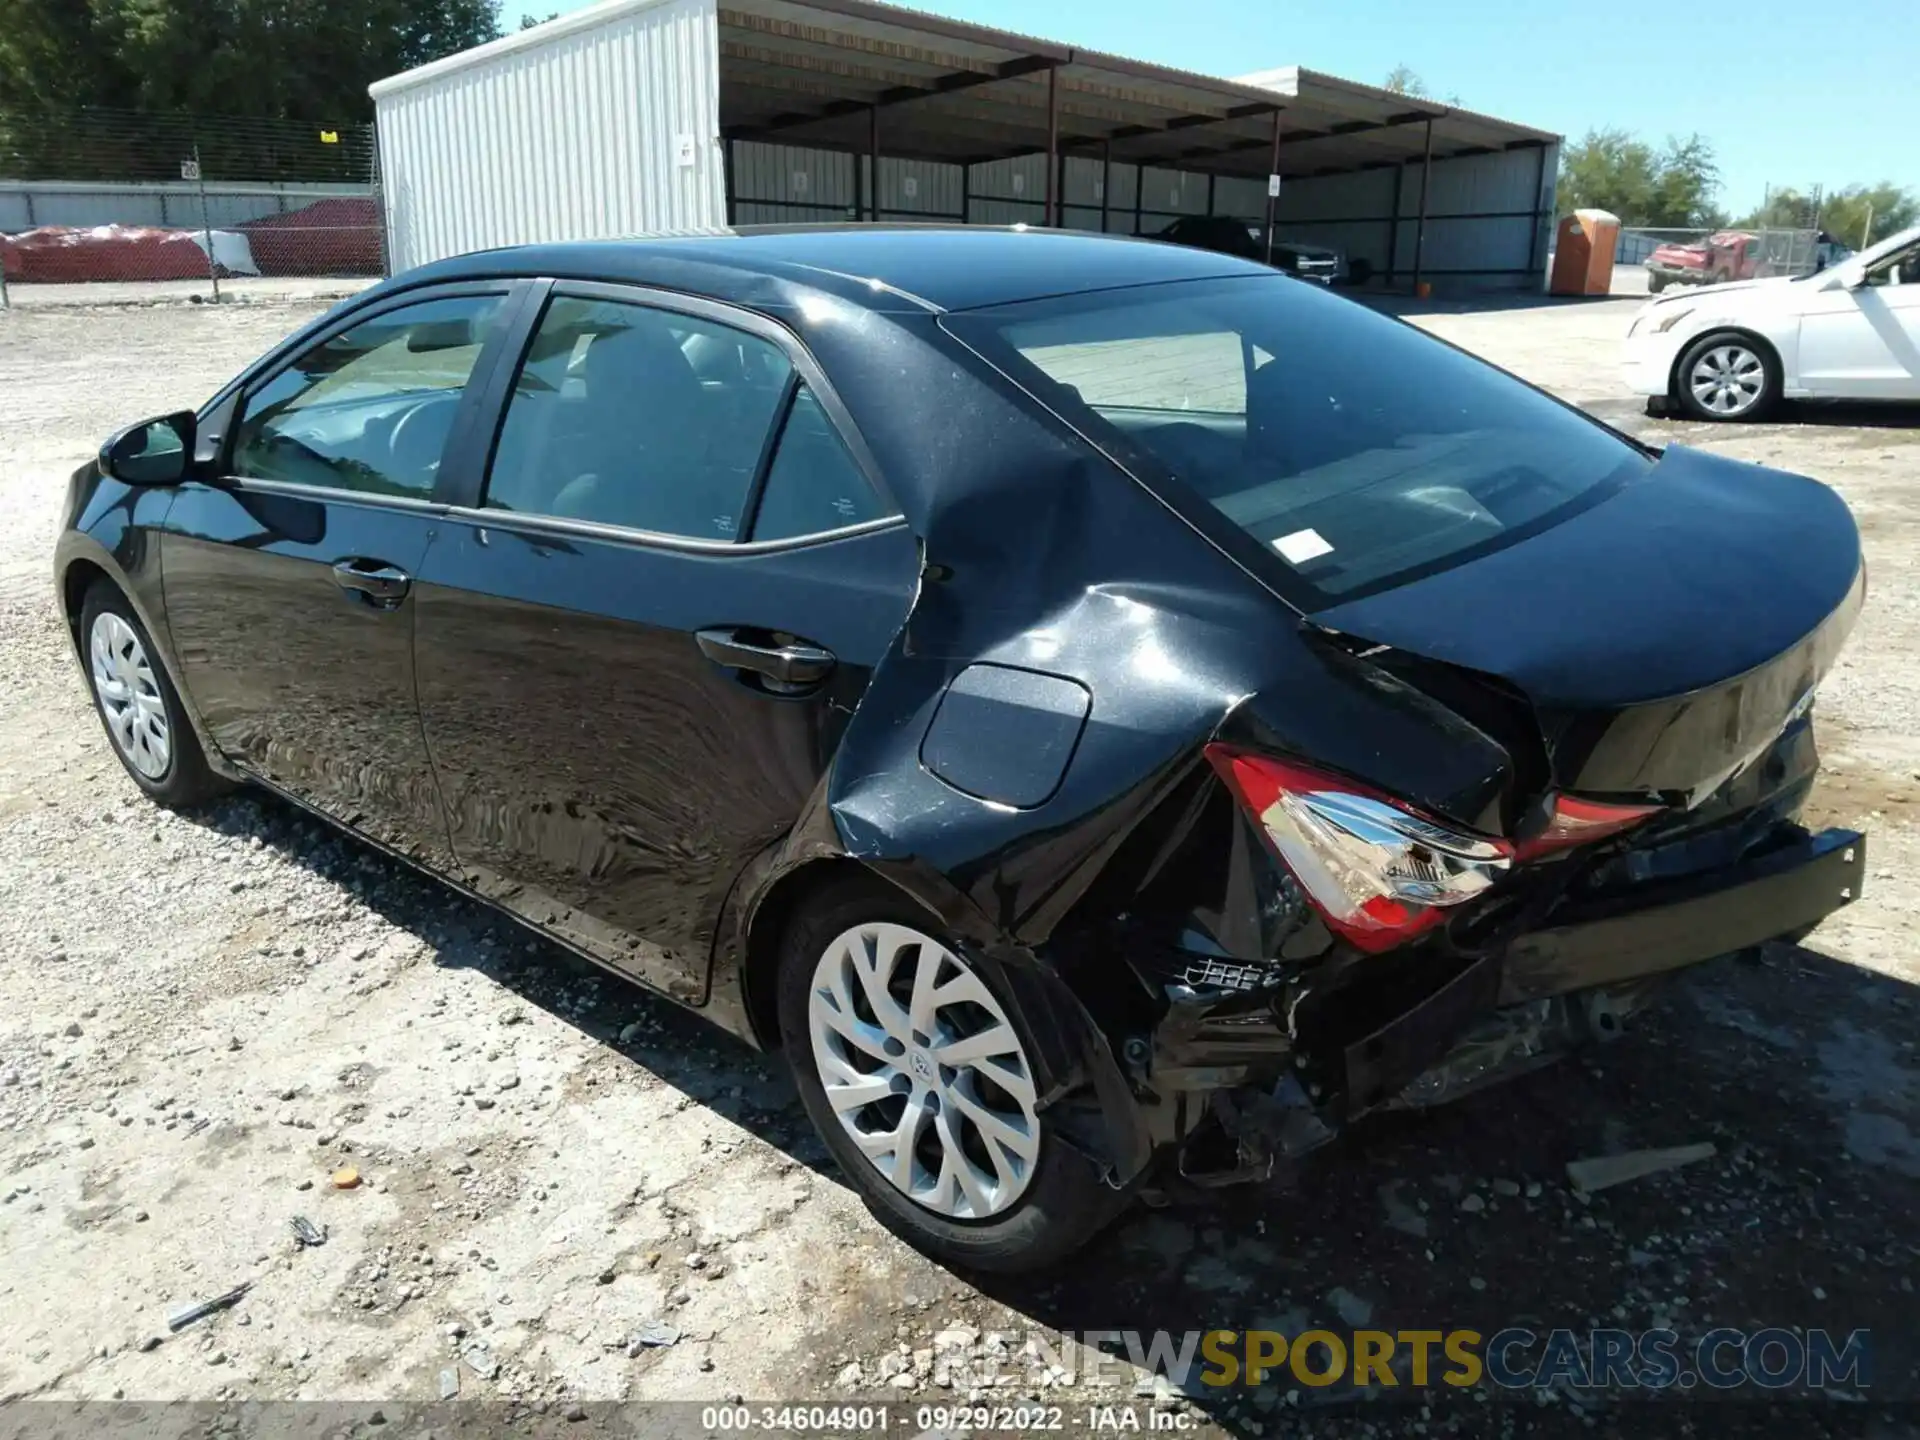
[
  {"x1": 696, "y1": 628, "x2": 835, "y2": 688},
  {"x1": 331, "y1": 559, "x2": 412, "y2": 608}
]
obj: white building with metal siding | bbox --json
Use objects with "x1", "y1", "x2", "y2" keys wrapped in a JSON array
[
  {"x1": 372, "y1": 0, "x2": 726, "y2": 271},
  {"x1": 371, "y1": 0, "x2": 1558, "y2": 290}
]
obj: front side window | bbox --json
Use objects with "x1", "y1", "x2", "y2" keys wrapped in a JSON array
[
  {"x1": 485, "y1": 296, "x2": 792, "y2": 541},
  {"x1": 231, "y1": 294, "x2": 505, "y2": 497},
  {"x1": 1866, "y1": 242, "x2": 1920, "y2": 287},
  {"x1": 946, "y1": 276, "x2": 1650, "y2": 605}
]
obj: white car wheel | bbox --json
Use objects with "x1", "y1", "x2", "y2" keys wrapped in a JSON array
[
  {"x1": 806, "y1": 921, "x2": 1041, "y2": 1220},
  {"x1": 1676, "y1": 333, "x2": 1779, "y2": 422}
]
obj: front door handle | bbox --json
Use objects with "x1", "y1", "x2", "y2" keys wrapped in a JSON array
[
  {"x1": 696, "y1": 628, "x2": 835, "y2": 689},
  {"x1": 331, "y1": 558, "x2": 412, "y2": 608}
]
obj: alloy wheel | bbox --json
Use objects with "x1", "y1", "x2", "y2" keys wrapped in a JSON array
[
  {"x1": 807, "y1": 922, "x2": 1041, "y2": 1220},
  {"x1": 89, "y1": 611, "x2": 171, "y2": 780},
  {"x1": 1687, "y1": 343, "x2": 1767, "y2": 417}
]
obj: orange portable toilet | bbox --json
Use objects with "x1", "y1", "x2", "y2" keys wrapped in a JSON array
[{"x1": 1548, "y1": 209, "x2": 1619, "y2": 296}]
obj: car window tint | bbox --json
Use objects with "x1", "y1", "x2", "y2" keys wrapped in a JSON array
[
  {"x1": 231, "y1": 295, "x2": 504, "y2": 498},
  {"x1": 485, "y1": 296, "x2": 791, "y2": 541},
  {"x1": 946, "y1": 276, "x2": 1650, "y2": 606},
  {"x1": 749, "y1": 386, "x2": 890, "y2": 541}
]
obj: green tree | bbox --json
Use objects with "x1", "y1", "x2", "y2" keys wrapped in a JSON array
[
  {"x1": 520, "y1": 10, "x2": 560, "y2": 28},
  {"x1": 1557, "y1": 128, "x2": 1724, "y2": 228},
  {"x1": 1744, "y1": 183, "x2": 1918, "y2": 246},
  {"x1": 0, "y1": 0, "x2": 501, "y2": 122},
  {"x1": 1825, "y1": 184, "x2": 1918, "y2": 247}
]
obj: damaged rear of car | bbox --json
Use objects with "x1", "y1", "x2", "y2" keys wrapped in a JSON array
[{"x1": 744, "y1": 259, "x2": 1864, "y2": 1270}]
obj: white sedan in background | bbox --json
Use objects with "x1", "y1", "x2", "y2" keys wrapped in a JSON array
[{"x1": 1623, "y1": 224, "x2": 1920, "y2": 421}]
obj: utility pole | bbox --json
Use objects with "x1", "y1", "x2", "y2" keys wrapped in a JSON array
[{"x1": 191, "y1": 144, "x2": 221, "y2": 303}]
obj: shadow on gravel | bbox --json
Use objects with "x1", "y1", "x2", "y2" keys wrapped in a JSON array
[
  {"x1": 184, "y1": 787, "x2": 828, "y2": 1171},
  {"x1": 973, "y1": 945, "x2": 1920, "y2": 1434},
  {"x1": 186, "y1": 790, "x2": 1920, "y2": 1435}
]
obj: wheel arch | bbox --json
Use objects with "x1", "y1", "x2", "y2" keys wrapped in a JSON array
[
  {"x1": 59, "y1": 554, "x2": 111, "y2": 646},
  {"x1": 1668, "y1": 325, "x2": 1785, "y2": 402},
  {"x1": 733, "y1": 855, "x2": 952, "y2": 1051},
  {"x1": 54, "y1": 533, "x2": 241, "y2": 783}
]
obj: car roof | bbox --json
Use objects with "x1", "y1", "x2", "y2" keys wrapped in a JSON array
[{"x1": 395, "y1": 225, "x2": 1268, "y2": 315}]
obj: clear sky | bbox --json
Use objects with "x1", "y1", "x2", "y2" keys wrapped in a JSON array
[{"x1": 503, "y1": 0, "x2": 1914, "y2": 214}]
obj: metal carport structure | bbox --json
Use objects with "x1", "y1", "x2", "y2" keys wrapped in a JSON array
[{"x1": 373, "y1": 0, "x2": 1558, "y2": 289}]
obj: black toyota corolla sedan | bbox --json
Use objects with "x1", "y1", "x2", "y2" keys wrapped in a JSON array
[{"x1": 56, "y1": 227, "x2": 1866, "y2": 1271}]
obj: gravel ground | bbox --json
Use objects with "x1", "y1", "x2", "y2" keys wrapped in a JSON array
[{"x1": 2, "y1": 291, "x2": 1917, "y2": 1436}]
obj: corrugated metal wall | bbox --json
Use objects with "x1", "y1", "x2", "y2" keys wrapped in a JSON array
[
  {"x1": 1384, "y1": 146, "x2": 1554, "y2": 288},
  {"x1": 725, "y1": 144, "x2": 968, "y2": 224},
  {"x1": 718, "y1": 141, "x2": 1549, "y2": 289},
  {"x1": 729, "y1": 141, "x2": 855, "y2": 223},
  {"x1": 1262, "y1": 144, "x2": 1554, "y2": 290},
  {"x1": 374, "y1": 0, "x2": 724, "y2": 270},
  {"x1": 871, "y1": 156, "x2": 966, "y2": 221}
]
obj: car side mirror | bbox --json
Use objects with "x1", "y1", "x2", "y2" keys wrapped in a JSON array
[{"x1": 101, "y1": 411, "x2": 197, "y2": 486}]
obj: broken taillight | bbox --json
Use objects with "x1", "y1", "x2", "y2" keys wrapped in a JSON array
[
  {"x1": 1203, "y1": 745, "x2": 1513, "y2": 955},
  {"x1": 1512, "y1": 794, "x2": 1664, "y2": 860}
]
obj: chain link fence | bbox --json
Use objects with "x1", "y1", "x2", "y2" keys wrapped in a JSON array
[
  {"x1": 1611, "y1": 225, "x2": 1827, "y2": 296},
  {"x1": 1, "y1": 108, "x2": 384, "y2": 307}
]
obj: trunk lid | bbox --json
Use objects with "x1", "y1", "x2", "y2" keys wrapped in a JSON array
[{"x1": 1311, "y1": 445, "x2": 1863, "y2": 802}]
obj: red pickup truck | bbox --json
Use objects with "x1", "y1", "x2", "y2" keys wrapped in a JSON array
[{"x1": 1645, "y1": 230, "x2": 1767, "y2": 292}]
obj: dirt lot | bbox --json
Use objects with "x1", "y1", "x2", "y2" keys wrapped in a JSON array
[{"x1": 2, "y1": 288, "x2": 1917, "y2": 1435}]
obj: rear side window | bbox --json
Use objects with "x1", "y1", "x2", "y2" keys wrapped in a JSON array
[
  {"x1": 485, "y1": 296, "x2": 792, "y2": 541},
  {"x1": 231, "y1": 294, "x2": 505, "y2": 497},
  {"x1": 946, "y1": 276, "x2": 1649, "y2": 605},
  {"x1": 749, "y1": 386, "x2": 889, "y2": 541}
]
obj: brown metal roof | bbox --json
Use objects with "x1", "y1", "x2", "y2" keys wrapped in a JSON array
[{"x1": 720, "y1": 0, "x2": 1557, "y2": 175}]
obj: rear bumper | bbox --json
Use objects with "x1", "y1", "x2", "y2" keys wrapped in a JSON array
[
  {"x1": 1135, "y1": 825, "x2": 1864, "y2": 1175},
  {"x1": 1498, "y1": 825, "x2": 1864, "y2": 1003},
  {"x1": 1346, "y1": 825, "x2": 1863, "y2": 1106}
]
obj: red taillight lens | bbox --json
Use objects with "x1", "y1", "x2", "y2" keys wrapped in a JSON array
[
  {"x1": 1204, "y1": 745, "x2": 1513, "y2": 955},
  {"x1": 1513, "y1": 795, "x2": 1663, "y2": 860}
]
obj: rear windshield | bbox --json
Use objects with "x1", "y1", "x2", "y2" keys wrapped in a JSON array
[{"x1": 944, "y1": 276, "x2": 1650, "y2": 606}]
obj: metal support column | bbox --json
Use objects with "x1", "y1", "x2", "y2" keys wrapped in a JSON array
[
  {"x1": 723, "y1": 139, "x2": 737, "y2": 226},
  {"x1": 1045, "y1": 66, "x2": 1060, "y2": 226},
  {"x1": 1263, "y1": 110, "x2": 1282, "y2": 266},
  {"x1": 1524, "y1": 142, "x2": 1549, "y2": 282},
  {"x1": 867, "y1": 105, "x2": 880, "y2": 221},
  {"x1": 1410, "y1": 118, "x2": 1433, "y2": 295},
  {"x1": 1385, "y1": 162, "x2": 1403, "y2": 283},
  {"x1": 1099, "y1": 141, "x2": 1111, "y2": 233},
  {"x1": 961, "y1": 163, "x2": 972, "y2": 224}
]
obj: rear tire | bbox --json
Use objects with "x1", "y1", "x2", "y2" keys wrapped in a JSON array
[
  {"x1": 776, "y1": 877, "x2": 1129, "y2": 1273},
  {"x1": 1673, "y1": 331, "x2": 1780, "y2": 422},
  {"x1": 80, "y1": 579, "x2": 230, "y2": 808}
]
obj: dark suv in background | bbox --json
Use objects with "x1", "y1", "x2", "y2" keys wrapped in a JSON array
[{"x1": 1155, "y1": 214, "x2": 1348, "y2": 285}]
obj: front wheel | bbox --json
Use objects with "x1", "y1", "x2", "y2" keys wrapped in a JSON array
[
  {"x1": 1674, "y1": 332, "x2": 1780, "y2": 422},
  {"x1": 1648, "y1": 273, "x2": 1668, "y2": 294},
  {"x1": 81, "y1": 579, "x2": 230, "y2": 807},
  {"x1": 777, "y1": 881, "x2": 1128, "y2": 1272}
]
